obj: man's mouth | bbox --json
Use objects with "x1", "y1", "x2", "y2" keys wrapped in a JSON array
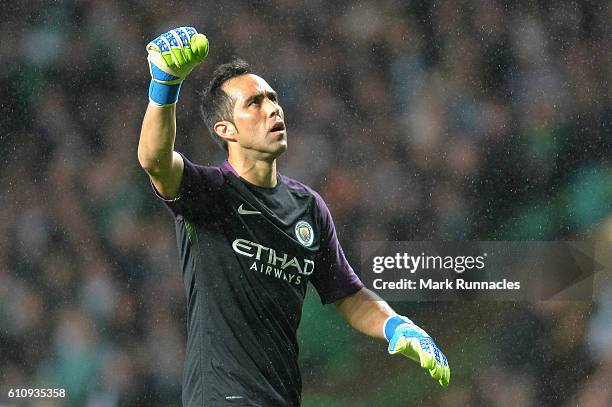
[{"x1": 270, "y1": 122, "x2": 286, "y2": 134}]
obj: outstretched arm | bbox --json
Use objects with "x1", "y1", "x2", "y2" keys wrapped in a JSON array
[
  {"x1": 137, "y1": 27, "x2": 209, "y2": 199},
  {"x1": 335, "y1": 287, "x2": 451, "y2": 387},
  {"x1": 334, "y1": 287, "x2": 394, "y2": 339}
]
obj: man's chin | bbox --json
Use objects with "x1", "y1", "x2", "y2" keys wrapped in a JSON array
[
  {"x1": 269, "y1": 140, "x2": 288, "y2": 157},
  {"x1": 277, "y1": 141, "x2": 288, "y2": 154},
  {"x1": 249, "y1": 138, "x2": 287, "y2": 160}
]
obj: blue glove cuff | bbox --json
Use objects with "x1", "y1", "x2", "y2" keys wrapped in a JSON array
[
  {"x1": 384, "y1": 315, "x2": 413, "y2": 341},
  {"x1": 149, "y1": 80, "x2": 183, "y2": 106}
]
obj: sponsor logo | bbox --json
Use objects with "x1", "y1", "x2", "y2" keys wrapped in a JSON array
[
  {"x1": 237, "y1": 203, "x2": 261, "y2": 215},
  {"x1": 232, "y1": 238, "x2": 315, "y2": 285},
  {"x1": 295, "y1": 220, "x2": 314, "y2": 247}
]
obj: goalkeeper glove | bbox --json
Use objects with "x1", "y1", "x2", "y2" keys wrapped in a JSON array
[
  {"x1": 146, "y1": 26, "x2": 209, "y2": 106},
  {"x1": 384, "y1": 315, "x2": 450, "y2": 388}
]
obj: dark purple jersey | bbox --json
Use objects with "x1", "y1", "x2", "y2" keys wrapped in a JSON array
[{"x1": 152, "y1": 154, "x2": 363, "y2": 406}]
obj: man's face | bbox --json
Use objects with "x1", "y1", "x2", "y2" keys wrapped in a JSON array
[{"x1": 222, "y1": 74, "x2": 287, "y2": 158}]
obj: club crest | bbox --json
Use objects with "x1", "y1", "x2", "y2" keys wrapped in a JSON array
[{"x1": 294, "y1": 220, "x2": 314, "y2": 247}]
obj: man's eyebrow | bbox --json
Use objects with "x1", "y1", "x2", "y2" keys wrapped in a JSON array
[{"x1": 244, "y1": 90, "x2": 278, "y2": 105}]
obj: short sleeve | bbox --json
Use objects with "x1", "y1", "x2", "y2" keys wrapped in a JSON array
[
  {"x1": 309, "y1": 193, "x2": 364, "y2": 304},
  {"x1": 150, "y1": 153, "x2": 224, "y2": 219}
]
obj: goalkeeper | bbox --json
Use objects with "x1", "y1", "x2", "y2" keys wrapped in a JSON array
[{"x1": 138, "y1": 27, "x2": 450, "y2": 406}]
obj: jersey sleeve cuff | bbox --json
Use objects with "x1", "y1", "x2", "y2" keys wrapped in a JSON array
[
  {"x1": 147, "y1": 152, "x2": 190, "y2": 217},
  {"x1": 149, "y1": 178, "x2": 182, "y2": 203},
  {"x1": 321, "y1": 280, "x2": 364, "y2": 305}
]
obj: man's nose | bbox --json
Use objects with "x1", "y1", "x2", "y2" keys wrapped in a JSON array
[{"x1": 266, "y1": 99, "x2": 281, "y2": 117}]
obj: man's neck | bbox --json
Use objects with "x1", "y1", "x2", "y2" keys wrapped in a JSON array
[{"x1": 228, "y1": 155, "x2": 277, "y2": 188}]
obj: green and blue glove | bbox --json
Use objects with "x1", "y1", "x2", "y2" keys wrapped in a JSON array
[
  {"x1": 146, "y1": 27, "x2": 209, "y2": 106},
  {"x1": 384, "y1": 315, "x2": 450, "y2": 388}
]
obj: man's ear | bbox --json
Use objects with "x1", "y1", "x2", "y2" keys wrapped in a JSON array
[{"x1": 214, "y1": 121, "x2": 238, "y2": 143}]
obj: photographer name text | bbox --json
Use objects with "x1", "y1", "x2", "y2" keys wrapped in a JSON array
[{"x1": 371, "y1": 253, "x2": 521, "y2": 291}]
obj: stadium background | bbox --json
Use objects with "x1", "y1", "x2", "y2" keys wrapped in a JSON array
[{"x1": 1, "y1": 0, "x2": 610, "y2": 405}]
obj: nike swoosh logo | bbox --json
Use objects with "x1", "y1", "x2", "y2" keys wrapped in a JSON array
[{"x1": 237, "y1": 204, "x2": 261, "y2": 215}]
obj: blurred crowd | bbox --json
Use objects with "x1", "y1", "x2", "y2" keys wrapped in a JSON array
[{"x1": 1, "y1": 0, "x2": 610, "y2": 406}]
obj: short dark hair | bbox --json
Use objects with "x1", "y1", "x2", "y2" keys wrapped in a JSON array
[{"x1": 200, "y1": 58, "x2": 252, "y2": 152}]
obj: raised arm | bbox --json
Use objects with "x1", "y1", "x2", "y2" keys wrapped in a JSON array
[
  {"x1": 137, "y1": 27, "x2": 209, "y2": 199},
  {"x1": 139, "y1": 104, "x2": 184, "y2": 199},
  {"x1": 335, "y1": 287, "x2": 451, "y2": 387}
]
